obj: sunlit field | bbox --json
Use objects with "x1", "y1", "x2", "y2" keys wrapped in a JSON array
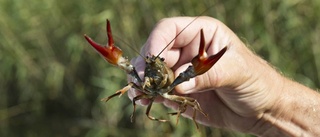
[{"x1": 0, "y1": 0, "x2": 319, "y2": 136}]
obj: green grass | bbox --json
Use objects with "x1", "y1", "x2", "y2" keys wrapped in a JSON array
[{"x1": 0, "y1": 0, "x2": 319, "y2": 136}]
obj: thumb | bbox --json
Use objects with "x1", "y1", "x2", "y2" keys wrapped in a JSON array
[
  {"x1": 174, "y1": 64, "x2": 213, "y2": 94},
  {"x1": 175, "y1": 76, "x2": 196, "y2": 94}
]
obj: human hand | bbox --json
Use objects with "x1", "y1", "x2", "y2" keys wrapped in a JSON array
[{"x1": 128, "y1": 16, "x2": 284, "y2": 133}]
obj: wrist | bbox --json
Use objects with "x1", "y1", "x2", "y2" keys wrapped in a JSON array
[{"x1": 250, "y1": 77, "x2": 320, "y2": 136}]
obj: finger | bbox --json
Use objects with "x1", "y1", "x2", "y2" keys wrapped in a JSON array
[
  {"x1": 142, "y1": 17, "x2": 219, "y2": 67},
  {"x1": 163, "y1": 98, "x2": 179, "y2": 111},
  {"x1": 173, "y1": 63, "x2": 197, "y2": 94},
  {"x1": 175, "y1": 46, "x2": 253, "y2": 96},
  {"x1": 146, "y1": 17, "x2": 209, "y2": 53},
  {"x1": 174, "y1": 46, "x2": 231, "y2": 94},
  {"x1": 131, "y1": 57, "x2": 145, "y2": 80},
  {"x1": 172, "y1": 19, "x2": 239, "y2": 94}
]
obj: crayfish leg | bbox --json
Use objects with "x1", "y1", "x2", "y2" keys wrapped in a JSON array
[
  {"x1": 168, "y1": 102, "x2": 187, "y2": 126},
  {"x1": 101, "y1": 82, "x2": 140, "y2": 102},
  {"x1": 100, "y1": 92, "x2": 121, "y2": 102},
  {"x1": 162, "y1": 93, "x2": 208, "y2": 129},
  {"x1": 145, "y1": 97, "x2": 168, "y2": 122},
  {"x1": 131, "y1": 94, "x2": 153, "y2": 122},
  {"x1": 130, "y1": 95, "x2": 168, "y2": 123}
]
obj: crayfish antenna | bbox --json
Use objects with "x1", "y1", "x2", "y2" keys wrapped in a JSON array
[{"x1": 191, "y1": 29, "x2": 227, "y2": 75}]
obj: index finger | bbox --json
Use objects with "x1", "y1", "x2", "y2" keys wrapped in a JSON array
[{"x1": 141, "y1": 16, "x2": 221, "y2": 68}]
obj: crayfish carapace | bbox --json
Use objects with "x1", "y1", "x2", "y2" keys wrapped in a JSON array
[{"x1": 84, "y1": 19, "x2": 227, "y2": 129}]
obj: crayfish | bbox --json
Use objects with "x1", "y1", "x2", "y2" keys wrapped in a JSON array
[{"x1": 84, "y1": 19, "x2": 227, "y2": 129}]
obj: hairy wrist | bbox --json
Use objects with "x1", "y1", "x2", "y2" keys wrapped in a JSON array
[{"x1": 250, "y1": 77, "x2": 320, "y2": 136}]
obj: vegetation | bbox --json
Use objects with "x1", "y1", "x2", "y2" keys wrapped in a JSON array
[{"x1": 0, "y1": 0, "x2": 319, "y2": 136}]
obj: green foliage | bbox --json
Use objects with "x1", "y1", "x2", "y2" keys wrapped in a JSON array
[{"x1": 0, "y1": 0, "x2": 319, "y2": 136}]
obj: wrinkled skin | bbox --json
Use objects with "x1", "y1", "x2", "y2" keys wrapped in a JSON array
[{"x1": 128, "y1": 16, "x2": 284, "y2": 132}]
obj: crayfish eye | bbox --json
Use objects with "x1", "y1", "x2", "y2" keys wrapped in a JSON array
[
  {"x1": 160, "y1": 58, "x2": 165, "y2": 61},
  {"x1": 145, "y1": 56, "x2": 152, "y2": 63}
]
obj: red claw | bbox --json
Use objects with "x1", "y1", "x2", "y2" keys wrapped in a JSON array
[
  {"x1": 191, "y1": 29, "x2": 227, "y2": 75},
  {"x1": 84, "y1": 20, "x2": 123, "y2": 65}
]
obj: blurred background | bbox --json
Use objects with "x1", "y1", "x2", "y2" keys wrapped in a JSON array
[{"x1": 0, "y1": 0, "x2": 319, "y2": 137}]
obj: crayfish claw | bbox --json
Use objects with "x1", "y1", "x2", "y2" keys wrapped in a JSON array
[
  {"x1": 191, "y1": 29, "x2": 227, "y2": 75},
  {"x1": 85, "y1": 20, "x2": 220, "y2": 129},
  {"x1": 84, "y1": 20, "x2": 125, "y2": 66}
]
